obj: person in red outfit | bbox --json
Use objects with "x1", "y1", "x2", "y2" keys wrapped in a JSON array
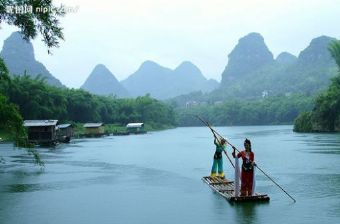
[{"x1": 232, "y1": 139, "x2": 255, "y2": 196}]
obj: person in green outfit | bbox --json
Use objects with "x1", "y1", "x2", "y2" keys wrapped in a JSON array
[{"x1": 211, "y1": 136, "x2": 227, "y2": 178}]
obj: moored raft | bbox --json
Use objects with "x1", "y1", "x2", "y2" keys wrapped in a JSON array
[{"x1": 202, "y1": 176, "x2": 270, "y2": 202}]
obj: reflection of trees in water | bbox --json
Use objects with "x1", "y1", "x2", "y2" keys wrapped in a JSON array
[
  {"x1": 232, "y1": 202, "x2": 271, "y2": 224},
  {"x1": 209, "y1": 191, "x2": 270, "y2": 224},
  {"x1": 233, "y1": 203, "x2": 257, "y2": 224},
  {"x1": 210, "y1": 193, "x2": 228, "y2": 216},
  {"x1": 231, "y1": 202, "x2": 269, "y2": 224}
]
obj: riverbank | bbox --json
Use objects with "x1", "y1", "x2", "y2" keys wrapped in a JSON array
[
  {"x1": 73, "y1": 123, "x2": 175, "y2": 136},
  {"x1": 0, "y1": 123, "x2": 176, "y2": 144}
]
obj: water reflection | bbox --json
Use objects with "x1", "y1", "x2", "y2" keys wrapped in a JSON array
[
  {"x1": 232, "y1": 203, "x2": 258, "y2": 224},
  {"x1": 207, "y1": 190, "x2": 270, "y2": 224},
  {"x1": 4, "y1": 175, "x2": 119, "y2": 193},
  {"x1": 299, "y1": 134, "x2": 340, "y2": 154},
  {"x1": 292, "y1": 174, "x2": 340, "y2": 198},
  {"x1": 1, "y1": 127, "x2": 340, "y2": 224},
  {"x1": 242, "y1": 129, "x2": 292, "y2": 138}
]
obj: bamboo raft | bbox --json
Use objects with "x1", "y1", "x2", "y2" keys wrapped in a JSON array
[{"x1": 202, "y1": 176, "x2": 270, "y2": 202}]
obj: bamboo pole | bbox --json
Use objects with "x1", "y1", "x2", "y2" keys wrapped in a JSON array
[{"x1": 195, "y1": 115, "x2": 296, "y2": 203}]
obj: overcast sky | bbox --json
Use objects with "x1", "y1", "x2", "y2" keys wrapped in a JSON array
[{"x1": 1, "y1": 0, "x2": 340, "y2": 88}]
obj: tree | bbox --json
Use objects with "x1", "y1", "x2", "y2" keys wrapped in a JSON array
[
  {"x1": 329, "y1": 40, "x2": 340, "y2": 69},
  {"x1": 0, "y1": 94, "x2": 43, "y2": 165},
  {"x1": 0, "y1": 59, "x2": 43, "y2": 165},
  {"x1": 293, "y1": 112, "x2": 313, "y2": 132},
  {"x1": 0, "y1": 0, "x2": 65, "y2": 164},
  {"x1": 311, "y1": 41, "x2": 340, "y2": 131},
  {"x1": 294, "y1": 40, "x2": 340, "y2": 132},
  {"x1": 0, "y1": 57, "x2": 10, "y2": 81},
  {"x1": 0, "y1": 0, "x2": 65, "y2": 50}
]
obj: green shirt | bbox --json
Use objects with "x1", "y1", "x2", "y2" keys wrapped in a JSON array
[{"x1": 214, "y1": 139, "x2": 226, "y2": 153}]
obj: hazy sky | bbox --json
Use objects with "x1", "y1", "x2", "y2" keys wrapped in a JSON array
[{"x1": 1, "y1": 0, "x2": 340, "y2": 88}]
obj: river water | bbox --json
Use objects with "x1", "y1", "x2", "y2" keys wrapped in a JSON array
[{"x1": 0, "y1": 125, "x2": 340, "y2": 224}]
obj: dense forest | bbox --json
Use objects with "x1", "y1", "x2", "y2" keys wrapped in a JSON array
[
  {"x1": 0, "y1": 58, "x2": 176, "y2": 132},
  {"x1": 294, "y1": 40, "x2": 340, "y2": 132},
  {"x1": 173, "y1": 94, "x2": 313, "y2": 126}
]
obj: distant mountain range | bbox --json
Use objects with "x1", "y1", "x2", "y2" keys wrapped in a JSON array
[
  {"x1": 0, "y1": 32, "x2": 64, "y2": 87},
  {"x1": 81, "y1": 60, "x2": 218, "y2": 99},
  {"x1": 216, "y1": 32, "x2": 338, "y2": 99},
  {"x1": 170, "y1": 32, "x2": 338, "y2": 106},
  {"x1": 120, "y1": 60, "x2": 218, "y2": 99},
  {"x1": 81, "y1": 64, "x2": 129, "y2": 97},
  {"x1": 1, "y1": 31, "x2": 338, "y2": 101},
  {"x1": 0, "y1": 32, "x2": 218, "y2": 99}
]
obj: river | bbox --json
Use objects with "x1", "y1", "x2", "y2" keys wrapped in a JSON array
[{"x1": 0, "y1": 125, "x2": 339, "y2": 224}]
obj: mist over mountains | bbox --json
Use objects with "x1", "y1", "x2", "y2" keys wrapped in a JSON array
[
  {"x1": 80, "y1": 60, "x2": 218, "y2": 99},
  {"x1": 0, "y1": 32, "x2": 218, "y2": 99},
  {"x1": 276, "y1": 52, "x2": 297, "y2": 65},
  {"x1": 220, "y1": 32, "x2": 275, "y2": 85},
  {"x1": 1, "y1": 31, "x2": 338, "y2": 101},
  {"x1": 81, "y1": 64, "x2": 129, "y2": 97},
  {"x1": 121, "y1": 60, "x2": 218, "y2": 99},
  {"x1": 211, "y1": 33, "x2": 338, "y2": 101},
  {"x1": 0, "y1": 32, "x2": 64, "y2": 87}
]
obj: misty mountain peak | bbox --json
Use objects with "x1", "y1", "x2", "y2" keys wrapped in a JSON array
[
  {"x1": 229, "y1": 32, "x2": 273, "y2": 61},
  {"x1": 139, "y1": 60, "x2": 165, "y2": 71},
  {"x1": 122, "y1": 60, "x2": 217, "y2": 99},
  {"x1": 92, "y1": 64, "x2": 111, "y2": 75},
  {"x1": 220, "y1": 32, "x2": 274, "y2": 86},
  {"x1": 81, "y1": 64, "x2": 129, "y2": 97},
  {"x1": 276, "y1": 52, "x2": 297, "y2": 65},
  {"x1": 0, "y1": 32, "x2": 63, "y2": 87},
  {"x1": 1, "y1": 32, "x2": 35, "y2": 61},
  {"x1": 239, "y1": 32, "x2": 265, "y2": 44},
  {"x1": 298, "y1": 35, "x2": 337, "y2": 65},
  {"x1": 175, "y1": 61, "x2": 202, "y2": 74},
  {"x1": 310, "y1": 35, "x2": 336, "y2": 46}
]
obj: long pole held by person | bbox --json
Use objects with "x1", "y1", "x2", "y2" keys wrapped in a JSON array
[
  {"x1": 197, "y1": 116, "x2": 235, "y2": 168},
  {"x1": 195, "y1": 115, "x2": 296, "y2": 203}
]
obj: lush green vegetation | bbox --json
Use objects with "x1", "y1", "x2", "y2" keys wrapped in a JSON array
[
  {"x1": 0, "y1": 74, "x2": 176, "y2": 129},
  {"x1": 1, "y1": 1, "x2": 175, "y2": 167},
  {"x1": 1, "y1": 0, "x2": 65, "y2": 164},
  {"x1": 174, "y1": 94, "x2": 313, "y2": 126},
  {"x1": 0, "y1": 59, "x2": 42, "y2": 164},
  {"x1": 0, "y1": 58, "x2": 25, "y2": 143},
  {"x1": 294, "y1": 40, "x2": 340, "y2": 132},
  {"x1": 1, "y1": 55, "x2": 175, "y2": 165}
]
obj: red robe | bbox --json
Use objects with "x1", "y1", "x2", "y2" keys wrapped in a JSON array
[{"x1": 236, "y1": 150, "x2": 254, "y2": 196}]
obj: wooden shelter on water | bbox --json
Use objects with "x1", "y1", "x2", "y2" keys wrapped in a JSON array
[
  {"x1": 83, "y1": 123, "x2": 105, "y2": 137},
  {"x1": 24, "y1": 120, "x2": 59, "y2": 145},
  {"x1": 126, "y1": 123, "x2": 146, "y2": 134},
  {"x1": 57, "y1": 124, "x2": 74, "y2": 143},
  {"x1": 202, "y1": 176, "x2": 270, "y2": 203}
]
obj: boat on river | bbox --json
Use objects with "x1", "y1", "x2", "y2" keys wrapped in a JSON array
[{"x1": 202, "y1": 176, "x2": 270, "y2": 202}]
